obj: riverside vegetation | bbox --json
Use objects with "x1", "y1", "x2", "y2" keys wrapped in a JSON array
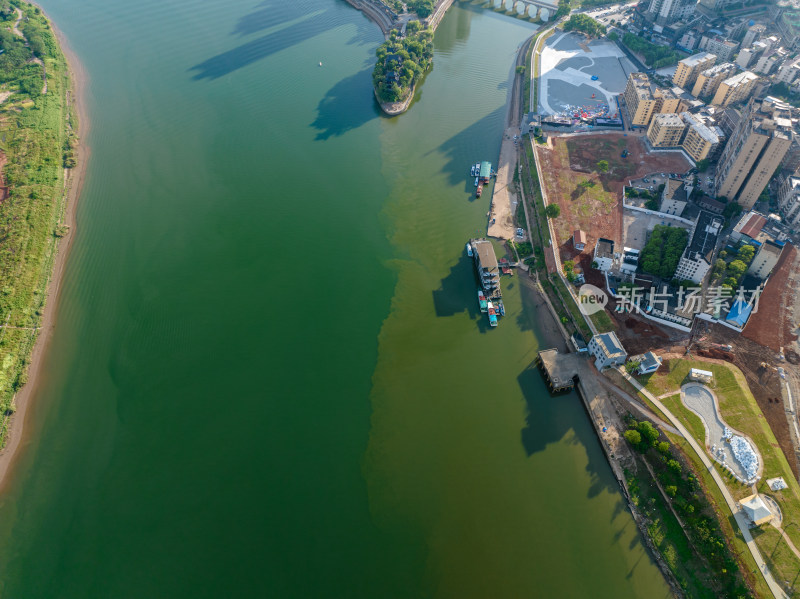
[
  {"x1": 0, "y1": 0, "x2": 74, "y2": 443},
  {"x1": 373, "y1": 21, "x2": 433, "y2": 105}
]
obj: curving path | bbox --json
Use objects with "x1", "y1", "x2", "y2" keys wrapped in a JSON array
[
  {"x1": 681, "y1": 383, "x2": 762, "y2": 483},
  {"x1": 619, "y1": 368, "x2": 789, "y2": 599}
]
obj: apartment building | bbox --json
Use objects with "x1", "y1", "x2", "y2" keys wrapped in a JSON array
[
  {"x1": 624, "y1": 72, "x2": 658, "y2": 126},
  {"x1": 700, "y1": 37, "x2": 739, "y2": 62},
  {"x1": 715, "y1": 99, "x2": 795, "y2": 209},
  {"x1": 711, "y1": 71, "x2": 759, "y2": 107},
  {"x1": 673, "y1": 52, "x2": 716, "y2": 88},
  {"x1": 691, "y1": 62, "x2": 736, "y2": 98},
  {"x1": 747, "y1": 240, "x2": 783, "y2": 279},
  {"x1": 681, "y1": 112, "x2": 722, "y2": 162},
  {"x1": 778, "y1": 175, "x2": 800, "y2": 226},
  {"x1": 776, "y1": 58, "x2": 800, "y2": 84},
  {"x1": 754, "y1": 48, "x2": 788, "y2": 76},
  {"x1": 654, "y1": 87, "x2": 686, "y2": 114},
  {"x1": 644, "y1": 0, "x2": 696, "y2": 24},
  {"x1": 660, "y1": 178, "x2": 688, "y2": 216},
  {"x1": 647, "y1": 113, "x2": 686, "y2": 147},
  {"x1": 742, "y1": 23, "x2": 766, "y2": 48},
  {"x1": 674, "y1": 211, "x2": 723, "y2": 284}
]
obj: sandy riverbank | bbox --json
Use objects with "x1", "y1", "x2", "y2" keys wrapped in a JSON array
[{"x1": 0, "y1": 10, "x2": 89, "y2": 491}]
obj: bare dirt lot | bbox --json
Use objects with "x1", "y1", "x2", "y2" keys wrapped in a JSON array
[
  {"x1": 744, "y1": 243, "x2": 799, "y2": 352},
  {"x1": 536, "y1": 133, "x2": 691, "y2": 264}
]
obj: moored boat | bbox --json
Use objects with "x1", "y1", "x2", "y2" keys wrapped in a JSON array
[
  {"x1": 466, "y1": 242, "x2": 473, "y2": 257},
  {"x1": 497, "y1": 301, "x2": 505, "y2": 317},
  {"x1": 478, "y1": 290, "x2": 488, "y2": 313},
  {"x1": 487, "y1": 301, "x2": 498, "y2": 327}
]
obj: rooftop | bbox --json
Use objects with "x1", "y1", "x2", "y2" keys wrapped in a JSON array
[
  {"x1": 595, "y1": 237, "x2": 614, "y2": 259},
  {"x1": 653, "y1": 113, "x2": 685, "y2": 127},
  {"x1": 686, "y1": 210, "x2": 723, "y2": 263},
  {"x1": 472, "y1": 239, "x2": 498, "y2": 270},
  {"x1": 592, "y1": 332, "x2": 626, "y2": 359},
  {"x1": 574, "y1": 230, "x2": 587, "y2": 244},
  {"x1": 663, "y1": 178, "x2": 687, "y2": 203},
  {"x1": 722, "y1": 71, "x2": 759, "y2": 87},
  {"x1": 737, "y1": 211, "x2": 767, "y2": 239},
  {"x1": 682, "y1": 112, "x2": 720, "y2": 143},
  {"x1": 700, "y1": 62, "x2": 736, "y2": 77},
  {"x1": 680, "y1": 52, "x2": 717, "y2": 67}
]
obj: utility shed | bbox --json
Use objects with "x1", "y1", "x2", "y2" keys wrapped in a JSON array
[{"x1": 573, "y1": 230, "x2": 587, "y2": 251}]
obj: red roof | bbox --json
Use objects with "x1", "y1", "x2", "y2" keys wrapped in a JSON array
[
  {"x1": 740, "y1": 214, "x2": 767, "y2": 240},
  {"x1": 573, "y1": 230, "x2": 587, "y2": 244}
]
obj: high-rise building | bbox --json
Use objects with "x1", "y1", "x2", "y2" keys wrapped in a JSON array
[
  {"x1": 779, "y1": 175, "x2": 800, "y2": 226},
  {"x1": 711, "y1": 71, "x2": 759, "y2": 107},
  {"x1": 691, "y1": 63, "x2": 736, "y2": 98},
  {"x1": 647, "y1": 113, "x2": 687, "y2": 147},
  {"x1": 644, "y1": 0, "x2": 696, "y2": 24},
  {"x1": 624, "y1": 73, "x2": 658, "y2": 126},
  {"x1": 715, "y1": 99, "x2": 795, "y2": 209},
  {"x1": 673, "y1": 52, "x2": 716, "y2": 88},
  {"x1": 742, "y1": 23, "x2": 766, "y2": 48},
  {"x1": 681, "y1": 112, "x2": 722, "y2": 162}
]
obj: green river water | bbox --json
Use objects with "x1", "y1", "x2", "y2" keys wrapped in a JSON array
[{"x1": 0, "y1": 1, "x2": 672, "y2": 597}]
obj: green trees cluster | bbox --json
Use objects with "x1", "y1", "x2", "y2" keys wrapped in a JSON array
[
  {"x1": 639, "y1": 225, "x2": 688, "y2": 279},
  {"x1": 373, "y1": 26, "x2": 433, "y2": 104},
  {"x1": 563, "y1": 14, "x2": 606, "y2": 38},
  {"x1": 555, "y1": 0, "x2": 570, "y2": 19},
  {"x1": 622, "y1": 33, "x2": 681, "y2": 68},
  {"x1": 407, "y1": 0, "x2": 434, "y2": 18},
  {"x1": 0, "y1": 18, "x2": 44, "y2": 99},
  {"x1": 623, "y1": 416, "x2": 751, "y2": 598},
  {"x1": 545, "y1": 203, "x2": 560, "y2": 218}
]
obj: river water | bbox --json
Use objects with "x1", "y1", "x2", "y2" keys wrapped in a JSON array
[{"x1": 0, "y1": 1, "x2": 670, "y2": 597}]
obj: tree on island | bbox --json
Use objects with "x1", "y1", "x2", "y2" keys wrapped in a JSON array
[
  {"x1": 373, "y1": 26, "x2": 433, "y2": 104},
  {"x1": 545, "y1": 204, "x2": 561, "y2": 218}
]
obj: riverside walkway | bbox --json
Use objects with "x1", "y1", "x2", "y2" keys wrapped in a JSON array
[{"x1": 619, "y1": 369, "x2": 788, "y2": 599}]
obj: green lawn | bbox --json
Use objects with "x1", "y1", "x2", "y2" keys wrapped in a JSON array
[{"x1": 640, "y1": 359, "x2": 800, "y2": 596}]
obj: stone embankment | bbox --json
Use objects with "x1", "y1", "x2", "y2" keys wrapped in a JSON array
[{"x1": 341, "y1": 0, "x2": 397, "y2": 38}]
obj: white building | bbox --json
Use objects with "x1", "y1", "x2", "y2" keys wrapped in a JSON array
[
  {"x1": 777, "y1": 58, "x2": 800, "y2": 85},
  {"x1": 674, "y1": 211, "x2": 723, "y2": 284},
  {"x1": 588, "y1": 332, "x2": 627, "y2": 371},
  {"x1": 593, "y1": 238, "x2": 614, "y2": 272},
  {"x1": 636, "y1": 351, "x2": 662, "y2": 374},
  {"x1": 778, "y1": 175, "x2": 800, "y2": 226},
  {"x1": 747, "y1": 240, "x2": 783, "y2": 279}
]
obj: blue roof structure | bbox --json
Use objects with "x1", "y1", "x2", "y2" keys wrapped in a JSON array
[{"x1": 726, "y1": 299, "x2": 753, "y2": 328}]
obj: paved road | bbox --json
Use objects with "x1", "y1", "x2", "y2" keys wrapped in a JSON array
[{"x1": 620, "y1": 369, "x2": 788, "y2": 599}]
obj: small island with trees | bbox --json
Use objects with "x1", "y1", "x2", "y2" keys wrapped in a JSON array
[{"x1": 373, "y1": 21, "x2": 433, "y2": 116}]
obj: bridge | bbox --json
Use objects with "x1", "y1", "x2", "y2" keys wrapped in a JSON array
[{"x1": 490, "y1": 0, "x2": 559, "y2": 21}]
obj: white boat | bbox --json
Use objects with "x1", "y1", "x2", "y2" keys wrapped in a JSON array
[
  {"x1": 319, "y1": 61, "x2": 323, "y2": 66},
  {"x1": 470, "y1": 165, "x2": 476, "y2": 176},
  {"x1": 466, "y1": 242, "x2": 473, "y2": 257},
  {"x1": 474, "y1": 177, "x2": 479, "y2": 187}
]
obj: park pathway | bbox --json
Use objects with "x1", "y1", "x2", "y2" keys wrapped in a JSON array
[{"x1": 619, "y1": 368, "x2": 788, "y2": 599}]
